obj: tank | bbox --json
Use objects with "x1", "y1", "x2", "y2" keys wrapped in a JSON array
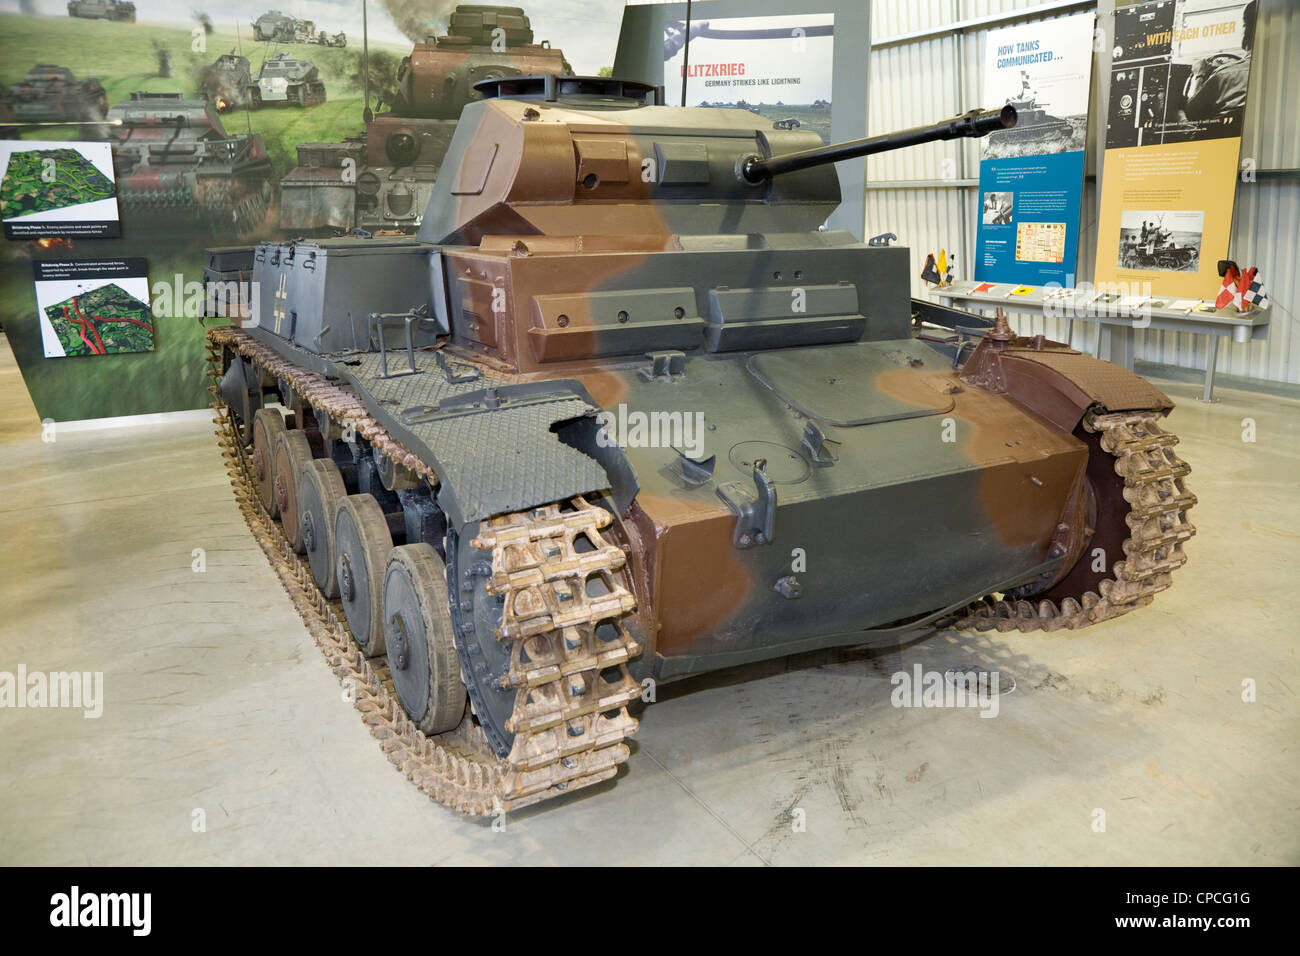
[
  {"x1": 278, "y1": 4, "x2": 570, "y2": 233},
  {"x1": 107, "y1": 92, "x2": 274, "y2": 237},
  {"x1": 209, "y1": 77, "x2": 1196, "y2": 815},
  {"x1": 201, "y1": 52, "x2": 252, "y2": 113},
  {"x1": 251, "y1": 11, "x2": 300, "y2": 42},
  {"x1": 248, "y1": 52, "x2": 325, "y2": 109},
  {"x1": 67, "y1": 0, "x2": 136, "y2": 22},
  {"x1": 4, "y1": 65, "x2": 107, "y2": 124}
]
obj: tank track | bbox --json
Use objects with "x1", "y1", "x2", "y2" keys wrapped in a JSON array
[
  {"x1": 953, "y1": 409, "x2": 1196, "y2": 632},
  {"x1": 206, "y1": 328, "x2": 642, "y2": 815}
]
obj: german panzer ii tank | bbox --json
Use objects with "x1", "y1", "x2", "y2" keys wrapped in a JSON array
[
  {"x1": 67, "y1": 0, "x2": 136, "y2": 22},
  {"x1": 4, "y1": 65, "x2": 107, "y2": 124},
  {"x1": 248, "y1": 52, "x2": 326, "y2": 109},
  {"x1": 107, "y1": 92, "x2": 274, "y2": 237},
  {"x1": 209, "y1": 76, "x2": 1196, "y2": 815},
  {"x1": 278, "y1": 4, "x2": 570, "y2": 233}
]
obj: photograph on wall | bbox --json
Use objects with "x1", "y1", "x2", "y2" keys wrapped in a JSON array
[
  {"x1": 662, "y1": 13, "x2": 835, "y2": 143},
  {"x1": 973, "y1": 10, "x2": 1095, "y2": 288},
  {"x1": 1117, "y1": 209, "x2": 1203, "y2": 273},
  {"x1": 982, "y1": 191, "x2": 1014, "y2": 225},
  {"x1": 1106, "y1": 0, "x2": 1255, "y2": 149},
  {"x1": 0, "y1": 141, "x2": 120, "y2": 239},
  {"x1": 32, "y1": 258, "x2": 153, "y2": 358},
  {"x1": 1095, "y1": 0, "x2": 1256, "y2": 298}
]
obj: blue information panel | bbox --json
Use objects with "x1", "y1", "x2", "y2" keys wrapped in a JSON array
[
  {"x1": 975, "y1": 150, "x2": 1086, "y2": 287},
  {"x1": 973, "y1": 12, "x2": 1095, "y2": 288}
]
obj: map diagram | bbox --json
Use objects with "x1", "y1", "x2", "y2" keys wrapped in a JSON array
[
  {"x1": 43, "y1": 283, "x2": 154, "y2": 356},
  {"x1": 1, "y1": 147, "x2": 115, "y2": 219}
]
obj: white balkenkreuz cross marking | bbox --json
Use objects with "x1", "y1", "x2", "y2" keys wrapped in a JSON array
[{"x1": 273, "y1": 274, "x2": 288, "y2": 334}]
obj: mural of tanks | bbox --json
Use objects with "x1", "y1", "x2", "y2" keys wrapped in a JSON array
[
  {"x1": 210, "y1": 77, "x2": 1196, "y2": 816},
  {"x1": 279, "y1": 4, "x2": 570, "y2": 234},
  {"x1": 251, "y1": 10, "x2": 346, "y2": 46},
  {"x1": 4, "y1": 65, "x2": 108, "y2": 124},
  {"x1": 248, "y1": 53, "x2": 326, "y2": 109},
  {"x1": 67, "y1": 0, "x2": 136, "y2": 22},
  {"x1": 201, "y1": 52, "x2": 252, "y2": 114},
  {"x1": 107, "y1": 92, "x2": 274, "y2": 237}
]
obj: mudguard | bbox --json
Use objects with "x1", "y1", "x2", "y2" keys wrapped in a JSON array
[{"x1": 961, "y1": 336, "x2": 1173, "y2": 432}]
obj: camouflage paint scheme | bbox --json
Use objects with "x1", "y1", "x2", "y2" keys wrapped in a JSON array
[
  {"x1": 107, "y1": 92, "x2": 274, "y2": 237},
  {"x1": 278, "y1": 4, "x2": 571, "y2": 234},
  {"x1": 243, "y1": 77, "x2": 1174, "y2": 695}
]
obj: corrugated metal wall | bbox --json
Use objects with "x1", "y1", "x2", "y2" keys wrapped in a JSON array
[{"x1": 866, "y1": 0, "x2": 1300, "y2": 384}]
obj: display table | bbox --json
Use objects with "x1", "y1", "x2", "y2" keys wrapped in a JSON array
[{"x1": 931, "y1": 281, "x2": 1272, "y2": 402}]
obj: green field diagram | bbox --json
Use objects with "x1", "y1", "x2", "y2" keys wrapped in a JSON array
[
  {"x1": 1, "y1": 147, "x2": 116, "y2": 219},
  {"x1": 43, "y1": 283, "x2": 154, "y2": 356}
]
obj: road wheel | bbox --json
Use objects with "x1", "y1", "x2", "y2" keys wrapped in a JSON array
[
  {"x1": 251, "y1": 408, "x2": 286, "y2": 517},
  {"x1": 334, "y1": 494, "x2": 391, "y2": 657},
  {"x1": 385, "y1": 544, "x2": 467, "y2": 735},
  {"x1": 273, "y1": 429, "x2": 314, "y2": 553},
  {"x1": 299, "y1": 458, "x2": 347, "y2": 598}
]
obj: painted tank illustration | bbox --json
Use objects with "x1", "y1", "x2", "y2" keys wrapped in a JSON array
[
  {"x1": 4, "y1": 65, "x2": 108, "y2": 123},
  {"x1": 107, "y1": 92, "x2": 274, "y2": 237},
  {"x1": 252, "y1": 11, "x2": 346, "y2": 46},
  {"x1": 201, "y1": 52, "x2": 252, "y2": 113},
  {"x1": 251, "y1": 11, "x2": 302, "y2": 42},
  {"x1": 67, "y1": 0, "x2": 136, "y2": 22},
  {"x1": 248, "y1": 52, "x2": 326, "y2": 109},
  {"x1": 278, "y1": 4, "x2": 570, "y2": 233},
  {"x1": 210, "y1": 76, "x2": 1196, "y2": 815}
]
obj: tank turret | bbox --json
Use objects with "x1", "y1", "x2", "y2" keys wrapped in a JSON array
[{"x1": 392, "y1": 5, "x2": 572, "y2": 118}]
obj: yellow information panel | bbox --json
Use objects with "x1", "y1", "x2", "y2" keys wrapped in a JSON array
[
  {"x1": 1094, "y1": 0, "x2": 1256, "y2": 298},
  {"x1": 1096, "y1": 138, "x2": 1241, "y2": 296}
]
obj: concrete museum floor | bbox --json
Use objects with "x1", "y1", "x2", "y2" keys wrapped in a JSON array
[{"x1": 0, "y1": 335, "x2": 1296, "y2": 866}]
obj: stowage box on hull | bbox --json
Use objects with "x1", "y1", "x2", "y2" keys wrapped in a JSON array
[{"x1": 251, "y1": 237, "x2": 444, "y2": 353}]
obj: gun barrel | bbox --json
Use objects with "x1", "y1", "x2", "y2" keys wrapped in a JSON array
[{"x1": 740, "y1": 105, "x2": 1016, "y2": 184}]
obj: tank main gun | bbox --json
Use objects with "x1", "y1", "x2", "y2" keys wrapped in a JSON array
[{"x1": 738, "y1": 105, "x2": 1017, "y2": 183}]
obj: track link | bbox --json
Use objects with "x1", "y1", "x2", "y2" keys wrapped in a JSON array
[
  {"x1": 206, "y1": 328, "x2": 641, "y2": 815},
  {"x1": 953, "y1": 409, "x2": 1196, "y2": 633}
]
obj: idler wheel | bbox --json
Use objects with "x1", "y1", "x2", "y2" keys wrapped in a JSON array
[
  {"x1": 251, "y1": 408, "x2": 286, "y2": 518},
  {"x1": 384, "y1": 544, "x2": 467, "y2": 735},
  {"x1": 334, "y1": 495, "x2": 392, "y2": 657},
  {"x1": 298, "y1": 458, "x2": 347, "y2": 598},
  {"x1": 273, "y1": 429, "x2": 314, "y2": 553}
]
